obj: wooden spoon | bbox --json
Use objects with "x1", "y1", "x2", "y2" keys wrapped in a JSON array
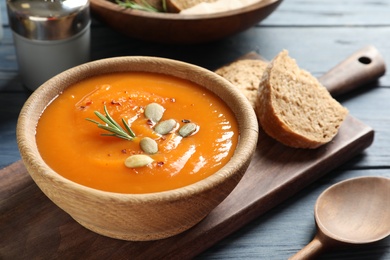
[{"x1": 289, "y1": 176, "x2": 390, "y2": 260}]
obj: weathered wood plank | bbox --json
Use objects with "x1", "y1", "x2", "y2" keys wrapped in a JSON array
[
  {"x1": 261, "y1": 0, "x2": 390, "y2": 26},
  {"x1": 1, "y1": 25, "x2": 390, "y2": 86},
  {"x1": 89, "y1": 26, "x2": 390, "y2": 85},
  {"x1": 0, "y1": 93, "x2": 28, "y2": 168}
]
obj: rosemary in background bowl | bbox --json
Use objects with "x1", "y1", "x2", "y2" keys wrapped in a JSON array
[{"x1": 114, "y1": 0, "x2": 167, "y2": 12}]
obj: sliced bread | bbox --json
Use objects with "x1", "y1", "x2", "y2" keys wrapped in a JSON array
[
  {"x1": 255, "y1": 50, "x2": 348, "y2": 149},
  {"x1": 215, "y1": 59, "x2": 268, "y2": 108}
]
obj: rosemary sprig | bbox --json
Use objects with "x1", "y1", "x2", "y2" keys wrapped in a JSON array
[
  {"x1": 116, "y1": 0, "x2": 163, "y2": 13},
  {"x1": 86, "y1": 105, "x2": 136, "y2": 141}
]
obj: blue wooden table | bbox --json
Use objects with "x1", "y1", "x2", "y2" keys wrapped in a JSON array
[{"x1": 1, "y1": 1, "x2": 389, "y2": 259}]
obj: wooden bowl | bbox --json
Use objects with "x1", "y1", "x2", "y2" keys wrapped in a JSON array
[
  {"x1": 90, "y1": 0, "x2": 282, "y2": 44},
  {"x1": 16, "y1": 57, "x2": 258, "y2": 241}
]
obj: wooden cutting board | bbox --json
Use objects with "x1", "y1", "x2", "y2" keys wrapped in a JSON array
[{"x1": 0, "y1": 46, "x2": 385, "y2": 259}]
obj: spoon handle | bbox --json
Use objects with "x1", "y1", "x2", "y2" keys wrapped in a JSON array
[
  {"x1": 289, "y1": 235, "x2": 325, "y2": 260},
  {"x1": 319, "y1": 45, "x2": 386, "y2": 97}
]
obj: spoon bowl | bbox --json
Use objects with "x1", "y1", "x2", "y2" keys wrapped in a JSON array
[{"x1": 290, "y1": 176, "x2": 390, "y2": 259}]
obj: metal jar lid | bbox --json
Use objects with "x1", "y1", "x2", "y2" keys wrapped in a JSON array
[{"x1": 7, "y1": 0, "x2": 90, "y2": 41}]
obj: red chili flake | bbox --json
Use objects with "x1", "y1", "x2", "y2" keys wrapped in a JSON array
[
  {"x1": 78, "y1": 100, "x2": 92, "y2": 110},
  {"x1": 147, "y1": 119, "x2": 153, "y2": 126},
  {"x1": 157, "y1": 161, "x2": 164, "y2": 167},
  {"x1": 111, "y1": 100, "x2": 122, "y2": 105},
  {"x1": 107, "y1": 154, "x2": 111, "y2": 157},
  {"x1": 121, "y1": 149, "x2": 127, "y2": 154}
]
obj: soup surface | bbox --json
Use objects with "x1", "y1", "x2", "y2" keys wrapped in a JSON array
[{"x1": 36, "y1": 72, "x2": 239, "y2": 194}]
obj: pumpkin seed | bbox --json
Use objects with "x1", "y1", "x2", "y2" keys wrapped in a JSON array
[
  {"x1": 140, "y1": 137, "x2": 158, "y2": 154},
  {"x1": 179, "y1": 123, "x2": 197, "y2": 137},
  {"x1": 154, "y1": 119, "x2": 177, "y2": 135},
  {"x1": 144, "y1": 103, "x2": 165, "y2": 123},
  {"x1": 125, "y1": 154, "x2": 154, "y2": 168}
]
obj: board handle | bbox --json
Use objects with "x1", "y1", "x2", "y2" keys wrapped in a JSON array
[{"x1": 319, "y1": 45, "x2": 386, "y2": 97}]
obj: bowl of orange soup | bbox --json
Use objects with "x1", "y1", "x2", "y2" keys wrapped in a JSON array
[{"x1": 16, "y1": 56, "x2": 258, "y2": 241}]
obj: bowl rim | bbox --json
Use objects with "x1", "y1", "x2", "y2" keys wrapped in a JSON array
[
  {"x1": 90, "y1": 0, "x2": 281, "y2": 20},
  {"x1": 17, "y1": 56, "x2": 258, "y2": 201}
]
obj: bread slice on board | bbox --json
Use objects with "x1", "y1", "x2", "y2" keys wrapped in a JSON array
[
  {"x1": 255, "y1": 50, "x2": 348, "y2": 149},
  {"x1": 215, "y1": 59, "x2": 268, "y2": 108}
]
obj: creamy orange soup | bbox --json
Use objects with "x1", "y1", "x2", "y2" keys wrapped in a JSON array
[{"x1": 36, "y1": 72, "x2": 239, "y2": 194}]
